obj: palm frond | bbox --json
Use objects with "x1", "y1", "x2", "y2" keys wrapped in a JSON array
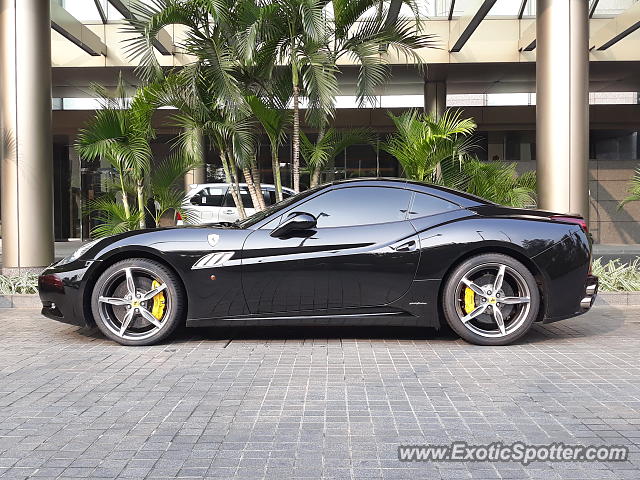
[
  {"x1": 620, "y1": 167, "x2": 640, "y2": 208},
  {"x1": 301, "y1": 127, "x2": 375, "y2": 171},
  {"x1": 86, "y1": 196, "x2": 143, "y2": 238},
  {"x1": 383, "y1": 109, "x2": 477, "y2": 182},
  {"x1": 451, "y1": 160, "x2": 537, "y2": 207}
]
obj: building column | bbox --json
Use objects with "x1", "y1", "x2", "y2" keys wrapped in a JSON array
[
  {"x1": 424, "y1": 80, "x2": 447, "y2": 118},
  {"x1": 0, "y1": 0, "x2": 54, "y2": 273},
  {"x1": 184, "y1": 129, "x2": 206, "y2": 190},
  {"x1": 536, "y1": 0, "x2": 589, "y2": 221}
]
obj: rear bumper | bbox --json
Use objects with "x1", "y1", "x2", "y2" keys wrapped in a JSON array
[
  {"x1": 580, "y1": 275, "x2": 599, "y2": 310},
  {"x1": 543, "y1": 274, "x2": 598, "y2": 323}
]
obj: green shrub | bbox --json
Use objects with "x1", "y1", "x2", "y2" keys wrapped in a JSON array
[
  {"x1": 592, "y1": 257, "x2": 640, "y2": 292},
  {"x1": 0, "y1": 274, "x2": 39, "y2": 295}
]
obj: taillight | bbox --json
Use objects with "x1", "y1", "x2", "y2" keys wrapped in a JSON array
[
  {"x1": 551, "y1": 215, "x2": 588, "y2": 233},
  {"x1": 176, "y1": 212, "x2": 183, "y2": 221}
]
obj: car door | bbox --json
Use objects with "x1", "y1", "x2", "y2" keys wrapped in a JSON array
[
  {"x1": 219, "y1": 187, "x2": 256, "y2": 223},
  {"x1": 241, "y1": 185, "x2": 420, "y2": 314},
  {"x1": 186, "y1": 186, "x2": 227, "y2": 224}
]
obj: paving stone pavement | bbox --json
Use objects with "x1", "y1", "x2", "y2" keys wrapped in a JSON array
[{"x1": 1, "y1": 307, "x2": 640, "y2": 479}]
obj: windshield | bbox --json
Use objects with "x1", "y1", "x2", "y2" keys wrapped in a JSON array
[{"x1": 236, "y1": 185, "x2": 326, "y2": 228}]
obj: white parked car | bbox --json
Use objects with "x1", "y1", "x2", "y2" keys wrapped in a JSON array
[{"x1": 178, "y1": 183, "x2": 296, "y2": 225}]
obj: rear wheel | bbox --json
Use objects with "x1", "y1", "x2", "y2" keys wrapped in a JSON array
[
  {"x1": 442, "y1": 253, "x2": 540, "y2": 346},
  {"x1": 91, "y1": 258, "x2": 185, "y2": 346}
]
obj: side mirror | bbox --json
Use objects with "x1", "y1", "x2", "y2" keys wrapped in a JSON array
[
  {"x1": 190, "y1": 196, "x2": 202, "y2": 206},
  {"x1": 271, "y1": 212, "x2": 317, "y2": 238}
]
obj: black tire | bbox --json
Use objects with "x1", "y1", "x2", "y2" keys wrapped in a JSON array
[
  {"x1": 91, "y1": 258, "x2": 185, "y2": 346},
  {"x1": 442, "y1": 253, "x2": 540, "y2": 346}
]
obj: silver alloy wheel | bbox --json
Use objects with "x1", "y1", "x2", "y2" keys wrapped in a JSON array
[
  {"x1": 454, "y1": 262, "x2": 531, "y2": 338},
  {"x1": 96, "y1": 266, "x2": 171, "y2": 341}
]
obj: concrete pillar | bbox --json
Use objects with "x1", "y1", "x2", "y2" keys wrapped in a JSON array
[
  {"x1": 184, "y1": 129, "x2": 206, "y2": 190},
  {"x1": 424, "y1": 80, "x2": 447, "y2": 118},
  {"x1": 0, "y1": 0, "x2": 55, "y2": 273},
  {"x1": 536, "y1": 0, "x2": 589, "y2": 221}
]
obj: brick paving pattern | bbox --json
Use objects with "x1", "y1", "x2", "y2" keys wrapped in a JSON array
[{"x1": 0, "y1": 307, "x2": 639, "y2": 479}]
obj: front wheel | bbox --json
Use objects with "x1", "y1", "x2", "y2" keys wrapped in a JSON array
[
  {"x1": 91, "y1": 258, "x2": 185, "y2": 346},
  {"x1": 442, "y1": 253, "x2": 540, "y2": 346}
]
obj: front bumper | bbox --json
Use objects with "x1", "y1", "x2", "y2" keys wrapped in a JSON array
[{"x1": 38, "y1": 259, "x2": 96, "y2": 327}]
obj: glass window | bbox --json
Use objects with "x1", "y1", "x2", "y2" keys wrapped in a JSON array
[
  {"x1": 263, "y1": 190, "x2": 276, "y2": 206},
  {"x1": 407, "y1": 192, "x2": 459, "y2": 218},
  {"x1": 223, "y1": 187, "x2": 253, "y2": 208},
  {"x1": 590, "y1": 130, "x2": 639, "y2": 160},
  {"x1": 192, "y1": 187, "x2": 226, "y2": 206},
  {"x1": 294, "y1": 186, "x2": 412, "y2": 228}
]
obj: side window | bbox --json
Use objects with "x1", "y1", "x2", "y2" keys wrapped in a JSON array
[
  {"x1": 293, "y1": 186, "x2": 411, "y2": 228},
  {"x1": 263, "y1": 189, "x2": 276, "y2": 206},
  {"x1": 223, "y1": 187, "x2": 254, "y2": 208},
  {"x1": 408, "y1": 192, "x2": 459, "y2": 218},
  {"x1": 191, "y1": 187, "x2": 226, "y2": 206}
]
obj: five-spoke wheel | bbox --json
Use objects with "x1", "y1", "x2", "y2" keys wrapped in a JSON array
[
  {"x1": 91, "y1": 259, "x2": 185, "y2": 346},
  {"x1": 442, "y1": 253, "x2": 540, "y2": 345}
]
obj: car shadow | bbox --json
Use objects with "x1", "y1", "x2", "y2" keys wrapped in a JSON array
[
  {"x1": 512, "y1": 308, "x2": 628, "y2": 345},
  {"x1": 175, "y1": 324, "x2": 461, "y2": 343},
  {"x1": 68, "y1": 306, "x2": 628, "y2": 346}
]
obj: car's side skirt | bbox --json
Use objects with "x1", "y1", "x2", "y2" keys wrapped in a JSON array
[{"x1": 186, "y1": 308, "x2": 426, "y2": 328}]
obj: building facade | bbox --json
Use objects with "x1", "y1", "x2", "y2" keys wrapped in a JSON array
[{"x1": 2, "y1": 0, "x2": 640, "y2": 271}]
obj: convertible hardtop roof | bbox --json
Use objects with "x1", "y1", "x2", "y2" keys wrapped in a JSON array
[{"x1": 327, "y1": 177, "x2": 492, "y2": 208}]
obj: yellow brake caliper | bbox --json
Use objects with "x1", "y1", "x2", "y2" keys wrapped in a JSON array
[
  {"x1": 150, "y1": 280, "x2": 166, "y2": 320},
  {"x1": 464, "y1": 287, "x2": 476, "y2": 314}
]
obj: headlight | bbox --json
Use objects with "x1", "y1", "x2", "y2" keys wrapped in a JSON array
[{"x1": 58, "y1": 239, "x2": 101, "y2": 265}]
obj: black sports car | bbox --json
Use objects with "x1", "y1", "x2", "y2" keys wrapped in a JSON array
[{"x1": 39, "y1": 178, "x2": 598, "y2": 346}]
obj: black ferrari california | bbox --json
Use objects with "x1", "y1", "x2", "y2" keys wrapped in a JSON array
[{"x1": 39, "y1": 178, "x2": 598, "y2": 346}]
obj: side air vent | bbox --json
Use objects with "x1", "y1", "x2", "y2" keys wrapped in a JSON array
[{"x1": 192, "y1": 252, "x2": 234, "y2": 270}]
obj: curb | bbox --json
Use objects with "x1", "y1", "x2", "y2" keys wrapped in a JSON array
[
  {"x1": 595, "y1": 292, "x2": 640, "y2": 307},
  {"x1": 1, "y1": 293, "x2": 640, "y2": 309},
  {"x1": 0, "y1": 295, "x2": 41, "y2": 308}
]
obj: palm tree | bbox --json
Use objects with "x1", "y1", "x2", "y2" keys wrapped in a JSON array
[
  {"x1": 124, "y1": 0, "x2": 277, "y2": 211},
  {"x1": 620, "y1": 167, "x2": 640, "y2": 208},
  {"x1": 124, "y1": 0, "x2": 437, "y2": 198},
  {"x1": 247, "y1": 95, "x2": 290, "y2": 202},
  {"x1": 258, "y1": 0, "x2": 436, "y2": 192},
  {"x1": 300, "y1": 128, "x2": 376, "y2": 187},
  {"x1": 85, "y1": 195, "x2": 144, "y2": 238},
  {"x1": 150, "y1": 151, "x2": 203, "y2": 227},
  {"x1": 75, "y1": 76, "x2": 154, "y2": 229},
  {"x1": 383, "y1": 108, "x2": 537, "y2": 207},
  {"x1": 451, "y1": 160, "x2": 537, "y2": 208},
  {"x1": 256, "y1": 0, "x2": 338, "y2": 192},
  {"x1": 382, "y1": 109, "x2": 477, "y2": 183},
  {"x1": 329, "y1": 0, "x2": 436, "y2": 107}
]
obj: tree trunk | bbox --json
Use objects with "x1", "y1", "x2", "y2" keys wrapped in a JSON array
[
  {"x1": 118, "y1": 173, "x2": 131, "y2": 219},
  {"x1": 243, "y1": 166, "x2": 263, "y2": 212},
  {"x1": 271, "y1": 143, "x2": 283, "y2": 202},
  {"x1": 310, "y1": 127, "x2": 325, "y2": 188},
  {"x1": 221, "y1": 151, "x2": 246, "y2": 219},
  {"x1": 136, "y1": 180, "x2": 145, "y2": 229},
  {"x1": 311, "y1": 168, "x2": 321, "y2": 188},
  {"x1": 251, "y1": 163, "x2": 266, "y2": 210},
  {"x1": 292, "y1": 83, "x2": 300, "y2": 193}
]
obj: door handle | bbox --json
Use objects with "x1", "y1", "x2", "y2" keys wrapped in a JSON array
[
  {"x1": 222, "y1": 209, "x2": 234, "y2": 214},
  {"x1": 394, "y1": 240, "x2": 417, "y2": 252}
]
